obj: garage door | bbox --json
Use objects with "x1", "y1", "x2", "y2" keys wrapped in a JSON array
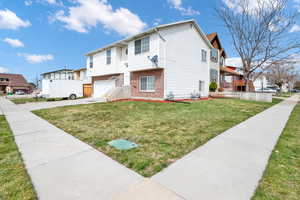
[
  {"x1": 93, "y1": 80, "x2": 116, "y2": 98},
  {"x1": 83, "y1": 84, "x2": 92, "y2": 97}
]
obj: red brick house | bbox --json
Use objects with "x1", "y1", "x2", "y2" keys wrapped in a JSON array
[{"x1": 0, "y1": 73, "x2": 31, "y2": 94}]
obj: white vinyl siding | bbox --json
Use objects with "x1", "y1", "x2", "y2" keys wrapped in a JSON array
[
  {"x1": 140, "y1": 76, "x2": 155, "y2": 92},
  {"x1": 135, "y1": 36, "x2": 150, "y2": 54}
]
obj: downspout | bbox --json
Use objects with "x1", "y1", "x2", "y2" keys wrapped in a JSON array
[
  {"x1": 154, "y1": 28, "x2": 166, "y2": 68},
  {"x1": 154, "y1": 28, "x2": 167, "y2": 99}
]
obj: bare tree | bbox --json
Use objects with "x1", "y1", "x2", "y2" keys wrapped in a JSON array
[
  {"x1": 266, "y1": 61, "x2": 299, "y2": 91},
  {"x1": 216, "y1": 0, "x2": 300, "y2": 91}
]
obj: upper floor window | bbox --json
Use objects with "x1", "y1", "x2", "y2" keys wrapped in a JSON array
[
  {"x1": 220, "y1": 56, "x2": 225, "y2": 66},
  {"x1": 125, "y1": 48, "x2": 128, "y2": 55},
  {"x1": 201, "y1": 49, "x2": 207, "y2": 62},
  {"x1": 210, "y1": 48, "x2": 218, "y2": 63},
  {"x1": 135, "y1": 36, "x2": 150, "y2": 55},
  {"x1": 106, "y1": 49, "x2": 111, "y2": 65},
  {"x1": 89, "y1": 55, "x2": 93, "y2": 68}
]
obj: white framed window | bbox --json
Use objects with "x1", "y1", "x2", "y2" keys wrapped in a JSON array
[
  {"x1": 135, "y1": 36, "x2": 150, "y2": 55},
  {"x1": 201, "y1": 49, "x2": 207, "y2": 62},
  {"x1": 140, "y1": 76, "x2": 155, "y2": 92},
  {"x1": 89, "y1": 55, "x2": 93, "y2": 68},
  {"x1": 210, "y1": 69, "x2": 218, "y2": 82},
  {"x1": 106, "y1": 49, "x2": 111, "y2": 65},
  {"x1": 199, "y1": 80, "x2": 205, "y2": 92},
  {"x1": 220, "y1": 56, "x2": 225, "y2": 66},
  {"x1": 210, "y1": 48, "x2": 218, "y2": 63}
]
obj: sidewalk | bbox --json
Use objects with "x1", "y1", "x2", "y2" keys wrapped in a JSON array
[
  {"x1": 0, "y1": 98, "x2": 143, "y2": 200},
  {"x1": 152, "y1": 95, "x2": 298, "y2": 200}
]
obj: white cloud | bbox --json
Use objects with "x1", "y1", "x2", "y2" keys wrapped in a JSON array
[
  {"x1": 25, "y1": 0, "x2": 33, "y2": 6},
  {"x1": 18, "y1": 53, "x2": 54, "y2": 64},
  {"x1": 226, "y1": 57, "x2": 243, "y2": 68},
  {"x1": 168, "y1": 0, "x2": 200, "y2": 16},
  {"x1": 3, "y1": 38, "x2": 24, "y2": 47},
  {"x1": 0, "y1": 67, "x2": 9, "y2": 73},
  {"x1": 0, "y1": 9, "x2": 31, "y2": 30},
  {"x1": 290, "y1": 24, "x2": 300, "y2": 33},
  {"x1": 153, "y1": 18, "x2": 162, "y2": 26},
  {"x1": 53, "y1": 0, "x2": 146, "y2": 36},
  {"x1": 44, "y1": 0, "x2": 63, "y2": 6}
]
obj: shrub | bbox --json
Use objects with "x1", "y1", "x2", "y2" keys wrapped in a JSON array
[{"x1": 209, "y1": 82, "x2": 218, "y2": 92}]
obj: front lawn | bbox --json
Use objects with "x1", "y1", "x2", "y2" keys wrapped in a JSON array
[
  {"x1": 0, "y1": 116, "x2": 37, "y2": 200},
  {"x1": 34, "y1": 98, "x2": 281, "y2": 177},
  {"x1": 252, "y1": 103, "x2": 300, "y2": 200},
  {"x1": 10, "y1": 97, "x2": 47, "y2": 104},
  {"x1": 274, "y1": 92, "x2": 293, "y2": 98}
]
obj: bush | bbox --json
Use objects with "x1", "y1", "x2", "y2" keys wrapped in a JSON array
[{"x1": 209, "y1": 82, "x2": 218, "y2": 92}]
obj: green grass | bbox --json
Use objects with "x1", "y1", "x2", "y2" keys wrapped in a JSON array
[
  {"x1": 34, "y1": 98, "x2": 281, "y2": 177},
  {"x1": 0, "y1": 116, "x2": 37, "y2": 200},
  {"x1": 275, "y1": 92, "x2": 293, "y2": 98},
  {"x1": 10, "y1": 97, "x2": 47, "y2": 104},
  {"x1": 252, "y1": 103, "x2": 300, "y2": 200}
]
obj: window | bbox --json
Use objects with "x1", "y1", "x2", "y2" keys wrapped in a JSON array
[
  {"x1": 135, "y1": 36, "x2": 150, "y2": 54},
  {"x1": 210, "y1": 48, "x2": 218, "y2": 63},
  {"x1": 199, "y1": 81, "x2": 205, "y2": 92},
  {"x1": 220, "y1": 57, "x2": 224, "y2": 66},
  {"x1": 140, "y1": 76, "x2": 155, "y2": 92},
  {"x1": 106, "y1": 49, "x2": 111, "y2": 65},
  {"x1": 201, "y1": 49, "x2": 207, "y2": 62},
  {"x1": 89, "y1": 55, "x2": 93, "y2": 68},
  {"x1": 210, "y1": 69, "x2": 218, "y2": 82},
  {"x1": 125, "y1": 48, "x2": 128, "y2": 55}
]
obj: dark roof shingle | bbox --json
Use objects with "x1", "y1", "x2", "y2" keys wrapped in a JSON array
[{"x1": 0, "y1": 73, "x2": 30, "y2": 87}]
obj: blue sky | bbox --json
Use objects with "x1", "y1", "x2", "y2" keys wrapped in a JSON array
[{"x1": 0, "y1": 0, "x2": 299, "y2": 82}]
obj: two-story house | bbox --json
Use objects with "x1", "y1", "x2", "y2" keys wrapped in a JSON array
[{"x1": 86, "y1": 20, "x2": 223, "y2": 100}]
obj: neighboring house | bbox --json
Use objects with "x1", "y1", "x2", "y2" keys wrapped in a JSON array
[
  {"x1": 206, "y1": 32, "x2": 227, "y2": 85},
  {"x1": 74, "y1": 68, "x2": 93, "y2": 97},
  {"x1": 86, "y1": 20, "x2": 223, "y2": 100},
  {"x1": 40, "y1": 68, "x2": 92, "y2": 98},
  {"x1": 0, "y1": 73, "x2": 31, "y2": 94},
  {"x1": 253, "y1": 75, "x2": 270, "y2": 91},
  {"x1": 41, "y1": 69, "x2": 74, "y2": 80}
]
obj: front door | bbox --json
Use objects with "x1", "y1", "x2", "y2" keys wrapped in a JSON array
[{"x1": 83, "y1": 84, "x2": 92, "y2": 97}]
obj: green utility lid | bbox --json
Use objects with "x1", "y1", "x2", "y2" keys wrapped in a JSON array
[{"x1": 108, "y1": 139, "x2": 138, "y2": 150}]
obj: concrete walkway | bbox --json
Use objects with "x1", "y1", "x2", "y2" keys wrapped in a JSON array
[
  {"x1": 0, "y1": 97, "x2": 182, "y2": 200},
  {"x1": 152, "y1": 95, "x2": 299, "y2": 200},
  {"x1": 0, "y1": 96, "x2": 298, "y2": 199}
]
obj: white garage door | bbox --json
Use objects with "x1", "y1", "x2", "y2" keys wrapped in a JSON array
[{"x1": 93, "y1": 80, "x2": 116, "y2": 98}]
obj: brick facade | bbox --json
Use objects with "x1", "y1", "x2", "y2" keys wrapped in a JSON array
[{"x1": 130, "y1": 69, "x2": 164, "y2": 98}]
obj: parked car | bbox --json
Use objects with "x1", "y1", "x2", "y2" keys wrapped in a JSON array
[
  {"x1": 15, "y1": 90, "x2": 25, "y2": 95},
  {"x1": 257, "y1": 88, "x2": 277, "y2": 93},
  {"x1": 290, "y1": 89, "x2": 300, "y2": 93}
]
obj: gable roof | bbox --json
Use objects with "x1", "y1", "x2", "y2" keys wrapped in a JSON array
[
  {"x1": 86, "y1": 19, "x2": 214, "y2": 56},
  {"x1": 206, "y1": 32, "x2": 227, "y2": 58},
  {"x1": 0, "y1": 73, "x2": 30, "y2": 87}
]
